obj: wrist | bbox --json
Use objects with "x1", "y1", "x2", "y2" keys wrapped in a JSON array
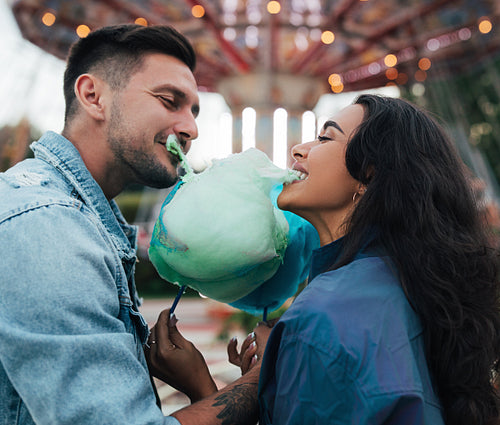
[{"x1": 189, "y1": 376, "x2": 218, "y2": 403}]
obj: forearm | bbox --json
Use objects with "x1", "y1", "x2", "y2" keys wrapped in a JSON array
[{"x1": 171, "y1": 362, "x2": 260, "y2": 425}]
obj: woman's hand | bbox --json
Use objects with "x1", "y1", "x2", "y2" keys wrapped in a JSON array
[
  {"x1": 144, "y1": 309, "x2": 217, "y2": 403},
  {"x1": 227, "y1": 331, "x2": 257, "y2": 375},
  {"x1": 227, "y1": 318, "x2": 278, "y2": 375}
]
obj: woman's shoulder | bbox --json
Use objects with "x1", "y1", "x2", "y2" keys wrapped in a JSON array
[
  {"x1": 280, "y1": 255, "x2": 421, "y2": 350},
  {"x1": 303, "y1": 255, "x2": 403, "y2": 310}
]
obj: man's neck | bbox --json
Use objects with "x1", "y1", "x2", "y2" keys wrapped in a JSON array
[{"x1": 62, "y1": 126, "x2": 123, "y2": 200}]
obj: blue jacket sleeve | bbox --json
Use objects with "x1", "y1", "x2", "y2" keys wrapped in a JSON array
[
  {"x1": 260, "y1": 329, "x2": 353, "y2": 425},
  {"x1": 259, "y1": 322, "x2": 429, "y2": 425},
  {"x1": 0, "y1": 204, "x2": 178, "y2": 424}
]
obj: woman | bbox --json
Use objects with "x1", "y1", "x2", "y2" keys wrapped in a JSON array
[{"x1": 254, "y1": 95, "x2": 500, "y2": 424}]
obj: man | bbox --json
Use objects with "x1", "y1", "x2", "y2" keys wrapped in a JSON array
[{"x1": 0, "y1": 24, "x2": 260, "y2": 425}]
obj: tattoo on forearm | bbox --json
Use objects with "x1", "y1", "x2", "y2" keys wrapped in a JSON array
[{"x1": 212, "y1": 383, "x2": 258, "y2": 425}]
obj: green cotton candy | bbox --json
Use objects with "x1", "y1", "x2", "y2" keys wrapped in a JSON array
[
  {"x1": 149, "y1": 147, "x2": 301, "y2": 303},
  {"x1": 166, "y1": 135, "x2": 196, "y2": 183}
]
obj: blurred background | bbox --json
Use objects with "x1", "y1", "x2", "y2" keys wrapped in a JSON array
[
  {"x1": 2, "y1": 0, "x2": 500, "y2": 412},
  {"x1": 2, "y1": 0, "x2": 500, "y2": 296}
]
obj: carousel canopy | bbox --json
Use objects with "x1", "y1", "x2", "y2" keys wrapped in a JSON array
[{"x1": 9, "y1": 0, "x2": 500, "y2": 106}]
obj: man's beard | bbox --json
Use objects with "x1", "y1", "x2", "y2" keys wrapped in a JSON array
[{"x1": 107, "y1": 103, "x2": 179, "y2": 189}]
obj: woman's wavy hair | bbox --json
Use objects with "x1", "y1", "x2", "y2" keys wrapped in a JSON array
[{"x1": 337, "y1": 94, "x2": 500, "y2": 425}]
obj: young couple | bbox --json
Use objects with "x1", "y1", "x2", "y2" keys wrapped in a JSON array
[{"x1": 0, "y1": 23, "x2": 498, "y2": 425}]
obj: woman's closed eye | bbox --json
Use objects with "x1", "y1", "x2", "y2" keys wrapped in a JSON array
[{"x1": 318, "y1": 135, "x2": 332, "y2": 142}]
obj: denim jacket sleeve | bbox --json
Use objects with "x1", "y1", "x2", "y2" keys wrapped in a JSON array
[{"x1": 0, "y1": 201, "x2": 179, "y2": 425}]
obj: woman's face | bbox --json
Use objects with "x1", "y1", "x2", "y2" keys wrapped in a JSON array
[{"x1": 278, "y1": 104, "x2": 365, "y2": 244}]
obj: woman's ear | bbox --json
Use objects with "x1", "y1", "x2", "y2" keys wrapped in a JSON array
[{"x1": 73, "y1": 74, "x2": 107, "y2": 121}]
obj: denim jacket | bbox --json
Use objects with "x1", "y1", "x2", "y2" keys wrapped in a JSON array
[{"x1": 0, "y1": 132, "x2": 179, "y2": 424}]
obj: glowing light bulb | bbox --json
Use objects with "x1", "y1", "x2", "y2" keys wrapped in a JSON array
[
  {"x1": 42, "y1": 12, "x2": 56, "y2": 27},
  {"x1": 321, "y1": 31, "x2": 335, "y2": 45},
  {"x1": 418, "y1": 58, "x2": 431, "y2": 71},
  {"x1": 478, "y1": 18, "x2": 492, "y2": 34},
  {"x1": 384, "y1": 54, "x2": 397, "y2": 67},
  {"x1": 331, "y1": 83, "x2": 344, "y2": 93},
  {"x1": 192, "y1": 5, "x2": 205, "y2": 18},
  {"x1": 385, "y1": 68, "x2": 398, "y2": 80},
  {"x1": 328, "y1": 73, "x2": 342, "y2": 85},
  {"x1": 396, "y1": 73, "x2": 408, "y2": 85},
  {"x1": 415, "y1": 70, "x2": 427, "y2": 82},
  {"x1": 76, "y1": 25, "x2": 91, "y2": 38},
  {"x1": 135, "y1": 17, "x2": 148, "y2": 26},
  {"x1": 267, "y1": 1, "x2": 281, "y2": 14}
]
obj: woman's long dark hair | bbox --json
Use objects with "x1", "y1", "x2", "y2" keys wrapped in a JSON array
[{"x1": 336, "y1": 94, "x2": 500, "y2": 425}]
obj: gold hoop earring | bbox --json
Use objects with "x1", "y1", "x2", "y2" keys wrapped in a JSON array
[{"x1": 352, "y1": 192, "x2": 358, "y2": 203}]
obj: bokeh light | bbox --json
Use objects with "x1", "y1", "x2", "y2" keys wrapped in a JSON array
[
  {"x1": 267, "y1": 1, "x2": 281, "y2": 14},
  {"x1": 321, "y1": 30, "x2": 335, "y2": 45},
  {"x1": 331, "y1": 83, "x2": 344, "y2": 93},
  {"x1": 384, "y1": 54, "x2": 397, "y2": 67},
  {"x1": 412, "y1": 83, "x2": 426, "y2": 97},
  {"x1": 415, "y1": 70, "x2": 427, "y2": 82},
  {"x1": 418, "y1": 57, "x2": 431, "y2": 71},
  {"x1": 385, "y1": 68, "x2": 398, "y2": 80},
  {"x1": 478, "y1": 18, "x2": 492, "y2": 34},
  {"x1": 41, "y1": 12, "x2": 56, "y2": 27},
  {"x1": 328, "y1": 73, "x2": 342, "y2": 86},
  {"x1": 396, "y1": 73, "x2": 408, "y2": 85},
  {"x1": 135, "y1": 17, "x2": 148, "y2": 26},
  {"x1": 76, "y1": 24, "x2": 91, "y2": 38},
  {"x1": 192, "y1": 5, "x2": 205, "y2": 18},
  {"x1": 426, "y1": 38, "x2": 440, "y2": 51}
]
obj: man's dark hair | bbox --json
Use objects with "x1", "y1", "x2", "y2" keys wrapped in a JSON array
[{"x1": 63, "y1": 24, "x2": 196, "y2": 122}]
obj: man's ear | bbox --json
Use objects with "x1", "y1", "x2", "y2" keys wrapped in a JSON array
[{"x1": 74, "y1": 74, "x2": 107, "y2": 121}]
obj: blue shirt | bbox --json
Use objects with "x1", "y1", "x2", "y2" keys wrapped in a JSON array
[
  {"x1": 0, "y1": 132, "x2": 179, "y2": 424},
  {"x1": 259, "y1": 237, "x2": 445, "y2": 424}
]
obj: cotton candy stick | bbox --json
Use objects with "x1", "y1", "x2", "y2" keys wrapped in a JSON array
[{"x1": 170, "y1": 285, "x2": 187, "y2": 318}]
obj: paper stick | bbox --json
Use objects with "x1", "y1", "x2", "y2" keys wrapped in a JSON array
[
  {"x1": 170, "y1": 285, "x2": 186, "y2": 317},
  {"x1": 263, "y1": 306, "x2": 269, "y2": 322}
]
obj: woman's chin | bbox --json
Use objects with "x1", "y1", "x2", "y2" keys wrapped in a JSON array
[{"x1": 277, "y1": 191, "x2": 292, "y2": 212}]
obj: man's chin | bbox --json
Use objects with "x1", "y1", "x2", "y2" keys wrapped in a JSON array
[
  {"x1": 136, "y1": 167, "x2": 179, "y2": 189},
  {"x1": 148, "y1": 176, "x2": 179, "y2": 189}
]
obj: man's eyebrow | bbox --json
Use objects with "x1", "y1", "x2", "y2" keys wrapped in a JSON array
[
  {"x1": 322, "y1": 120, "x2": 345, "y2": 135},
  {"x1": 150, "y1": 84, "x2": 200, "y2": 118}
]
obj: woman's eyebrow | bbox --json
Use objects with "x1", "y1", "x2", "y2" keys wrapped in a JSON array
[{"x1": 322, "y1": 120, "x2": 345, "y2": 135}]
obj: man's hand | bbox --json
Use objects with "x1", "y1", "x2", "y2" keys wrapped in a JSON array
[{"x1": 144, "y1": 309, "x2": 217, "y2": 403}]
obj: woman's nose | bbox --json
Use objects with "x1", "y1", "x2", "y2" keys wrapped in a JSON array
[{"x1": 291, "y1": 142, "x2": 312, "y2": 160}]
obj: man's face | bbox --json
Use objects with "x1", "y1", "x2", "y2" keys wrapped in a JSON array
[{"x1": 106, "y1": 53, "x2": 199, "y2": 189}]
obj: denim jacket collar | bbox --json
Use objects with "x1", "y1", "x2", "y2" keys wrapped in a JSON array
[{"x1": 31, "y1": 131, "x2": 137, "y2": 259}]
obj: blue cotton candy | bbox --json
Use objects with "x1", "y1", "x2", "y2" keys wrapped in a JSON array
[
  {"x1": 148, "y1": 147, "x2": 319, "y2": 314},
  {"x1": 229, "y1": 185, "x2": 320, "y2": 314}
]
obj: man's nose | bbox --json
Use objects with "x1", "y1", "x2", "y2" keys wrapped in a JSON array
[{"x1": 174, "y1": 112, "x2": 198, "y2": 152}]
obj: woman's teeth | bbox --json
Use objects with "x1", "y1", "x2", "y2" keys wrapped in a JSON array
[{"x1": 294, "y1": 170, "x2": 308, "y2": 180}]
